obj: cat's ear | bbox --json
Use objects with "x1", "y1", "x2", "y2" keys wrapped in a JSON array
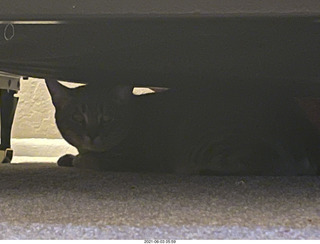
[
  {"x1": 45, "y1": 79, "x2": 71, "y2": 109},
  {"x1": 111, "y1": 85, "x2": 134, "y2": 104}
]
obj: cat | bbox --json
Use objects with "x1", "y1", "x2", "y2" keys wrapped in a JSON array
[{"x1": 45, "y1": 79, "x2": 320, "y2": 175}]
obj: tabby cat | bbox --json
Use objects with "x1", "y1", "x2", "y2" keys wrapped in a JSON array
[{"x1": 45, "y1": 79, "x2": 320, "y2": 175}]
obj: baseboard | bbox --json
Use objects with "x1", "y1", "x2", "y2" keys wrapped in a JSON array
[{"x1": 11, "y1": 138, "x2": 78, "y2": 163}]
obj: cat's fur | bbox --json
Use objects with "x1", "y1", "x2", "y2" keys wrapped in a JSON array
[{"x1": 45, "y1": 79, "x2": 320, "y2": 175}]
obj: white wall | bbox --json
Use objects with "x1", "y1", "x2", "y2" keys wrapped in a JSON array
[{"x1": 12, "y1": 78, "x2": 61, "y2": 139}]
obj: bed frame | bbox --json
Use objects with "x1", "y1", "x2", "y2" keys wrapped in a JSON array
[{"x1": 0, "y1": 1, "x2": 319, "y2": 162}]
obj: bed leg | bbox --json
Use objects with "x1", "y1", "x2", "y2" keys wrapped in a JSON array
[{"x1": 0, "y1": 90, "x2": 18, "y2": 164}]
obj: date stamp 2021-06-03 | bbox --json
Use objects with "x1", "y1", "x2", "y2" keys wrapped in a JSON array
[{"x1": 144, "y1": 240, "x2": 177, "y2": 244}]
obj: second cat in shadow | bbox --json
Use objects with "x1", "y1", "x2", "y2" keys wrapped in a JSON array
[{"x1": 45, "y1": 79, "x2": 320, "y2": 175}]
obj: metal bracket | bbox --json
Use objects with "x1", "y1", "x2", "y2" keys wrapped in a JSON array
[{"x1": 0, "y1": 71, "x2": 20, "y2": 91}]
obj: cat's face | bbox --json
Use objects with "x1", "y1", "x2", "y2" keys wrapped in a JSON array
[{"x1": 46, "y1": 80, "x2": 133, "y2": 152}]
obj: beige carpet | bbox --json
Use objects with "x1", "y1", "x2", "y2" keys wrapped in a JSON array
[{"x1": 0, "y1": 163, "x2": 320, "y2": 239}]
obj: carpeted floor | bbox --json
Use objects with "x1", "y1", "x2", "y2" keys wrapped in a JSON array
[{"x1": 0, "y1": 163, "x2": 319, "y2": 239}]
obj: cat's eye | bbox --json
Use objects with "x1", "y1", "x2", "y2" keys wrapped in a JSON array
[{"x1": 72, "y1": 113, "x2": 84, "y2": 123}]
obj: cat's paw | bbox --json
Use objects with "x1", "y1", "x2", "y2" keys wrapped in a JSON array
[
  {"x1": 72, "y1": 153, "x2": 106, "y2": 171},
  {"x1": 57, "y1": 154, "x2": 76, "y2": 167},
  {"x1": 72, "y1": 153, "x2": 123, "y2": 171}
]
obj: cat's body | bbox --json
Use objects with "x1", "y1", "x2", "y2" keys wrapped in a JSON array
[{"x1": 46, "y1": 79, "x2": 320, "y2": 175}]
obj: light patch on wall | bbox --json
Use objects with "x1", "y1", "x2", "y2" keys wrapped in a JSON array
[
  {"x1": 57, "y1": 81, "x2": 169, "y2": 95},
  {"x1": 133, "y1": 87, "x2": 155, "y2": 95},
  {"x1": 58, "y1": 81, "x2": 86, "y2": 88},
  {"x1": 134, "y1": 87, "x2": 169, "y2": 95}
]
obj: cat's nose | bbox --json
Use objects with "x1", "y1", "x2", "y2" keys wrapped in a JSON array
[
  {"x1": 88, "y1": 134, "x2": 97, "y2": 142},
  {"x1": 84, "y1": 135, "x2": 97, "y2": 145},
  {"x1": 87, "y1": 130, "x2": 98, "y2": 142}
]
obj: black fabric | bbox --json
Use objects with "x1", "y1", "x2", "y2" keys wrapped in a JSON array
[{"x1": 0, "y1": 16, "x2": 319, "y2": 91}]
